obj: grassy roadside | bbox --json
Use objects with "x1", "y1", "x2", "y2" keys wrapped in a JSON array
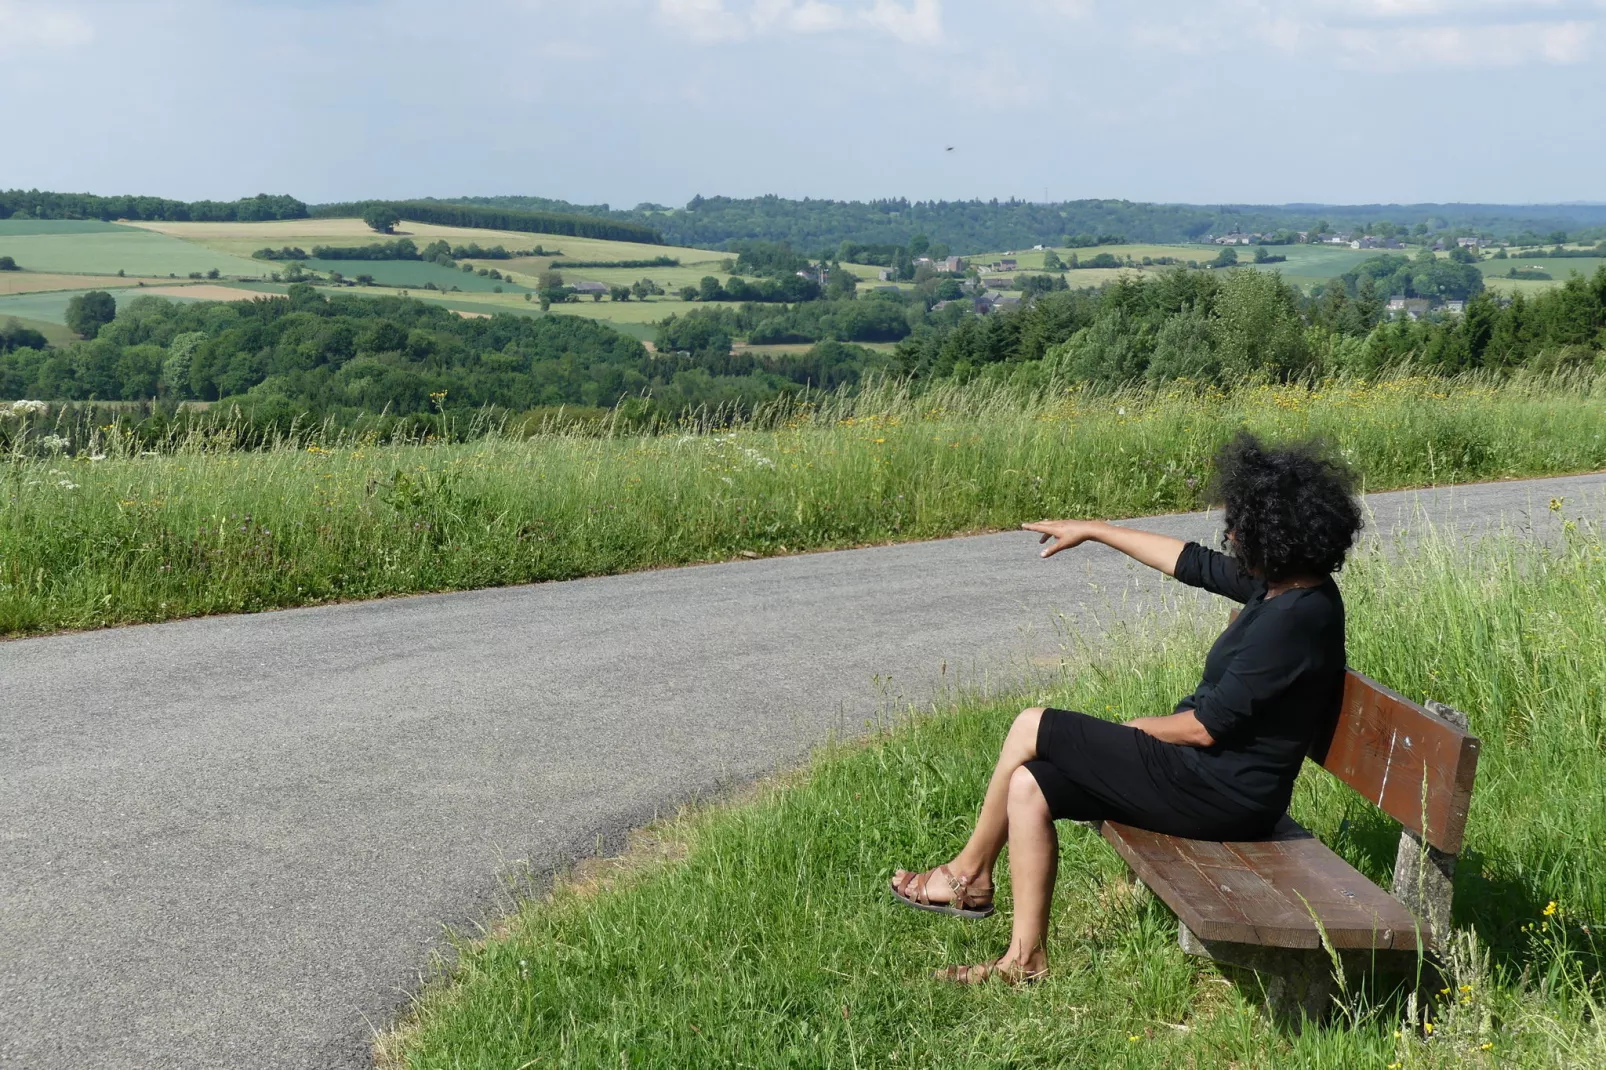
[
  {"x1": 381, "y1": 523, "x2": 1606, "y2": 1069},
  {"x1": 4, "y1": 372, "x2": 1606, "y2": 636}
]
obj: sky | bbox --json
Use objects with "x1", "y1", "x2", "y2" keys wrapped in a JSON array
[{"x1": 3, "y1": 0, "x2": 1604, "y2": 208}]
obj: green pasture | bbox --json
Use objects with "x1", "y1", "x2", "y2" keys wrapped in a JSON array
[
  {"x1": 520, "y1": 264, "x2": 734, "y2": 292},
  {"x1": 0, "y1": 229, "x2": 265, "y2": 279},
  {"x1": 1480, "y1": 258, "x2": 1606, "y2": 279},
  {"x1": 0, "y1": 287, "x2": 222, "y2": 327},
  {"x1": 0, "y1": 220, "x2": 134, "y2": 236},
  {"x1": 0, "y1": 313, "x2": 75, "y2": 347},
  {"x1": 303, "y1": 259, "x2": 529, "y2": 293}
]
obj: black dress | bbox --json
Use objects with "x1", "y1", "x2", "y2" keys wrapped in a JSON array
[{"x1": 1023, "y1": 542, "x2": 1347, "y2": 840}]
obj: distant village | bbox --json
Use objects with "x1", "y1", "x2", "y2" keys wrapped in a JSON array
[{"x1": 1208, "y1": 231, "x2": 1494, "y2": 252}]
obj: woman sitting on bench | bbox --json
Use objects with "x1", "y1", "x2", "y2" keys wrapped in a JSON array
[{"x1": 891, "y1": 432, "x2": 1365, "y2": 984}]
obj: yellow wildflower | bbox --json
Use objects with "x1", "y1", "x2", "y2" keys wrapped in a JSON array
[{"x1": 1543, "y1": 900, "x2": 1558, "y2": 917}]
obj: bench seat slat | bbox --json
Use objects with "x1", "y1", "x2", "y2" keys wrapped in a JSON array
[{"x1": 1102, "y1": 818, "x2": 1423, "y2": 951}]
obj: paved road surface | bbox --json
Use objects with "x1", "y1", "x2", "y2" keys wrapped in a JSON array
[{"x1": 4, "y1": 472, "x2": 1603, "y2": 1069}]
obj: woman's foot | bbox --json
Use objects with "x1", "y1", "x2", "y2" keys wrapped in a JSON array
[
  {"x1": 890, "y1": 862, "x2": 994, "y2": 918},
  {"x1": 932, "y1": 948, "x2": 1049, "y2": 986}
]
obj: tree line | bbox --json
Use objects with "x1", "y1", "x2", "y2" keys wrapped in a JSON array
[
  {"x1": 308, "y1": 200, "x2": 664, "y2": 244},
  {"x1": 893, "y1": 265, "x2": 1606, "y2": 385},
  {"x1": 0, "y1": 287, "x2": 875, "y2": 430},
  {"x1": 0, "y1": 190, "x2": 307, "y2": 222},
  {"x1": 425, "y1": 193, "x2": 1606, "y2": 255}
]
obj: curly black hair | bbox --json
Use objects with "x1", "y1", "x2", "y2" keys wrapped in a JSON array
[{"x1": 1207, "y1": 432, "x2": 1363, "y2": 581}]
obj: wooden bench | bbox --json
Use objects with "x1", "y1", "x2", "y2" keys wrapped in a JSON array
[{"x1": 1100, "y1": 669, "x2": 1482, "y2": 1023}]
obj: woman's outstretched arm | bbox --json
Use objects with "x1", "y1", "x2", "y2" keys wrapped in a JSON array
[{"x1": 1022, "y1": 519, "x2": 1187, "y2": 576}]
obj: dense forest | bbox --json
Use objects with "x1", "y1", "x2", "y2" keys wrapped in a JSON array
[
  {"x1": 0, "y1": 190, "x2": 308, "y2": 222},
  {"x1": 433, "y1": 194, "x2": 1606, "y2": 254},
  {"x1": 0, "y1": 287, "x2": 878, "y2": 429},
  {"x1": 891, "y1": 265, "x2": 1605, "y2": 385}
]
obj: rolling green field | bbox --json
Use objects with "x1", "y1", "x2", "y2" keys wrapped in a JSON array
[
  {"x1": 0, "y1": 220, "x2": 131, "y2": 236},
  {"x1": 0, "y1": 286, "x2": 235, "y2": 326},
  {"x1": 3, "y1": 373, "x2": 1604, "y2": 636},
  {"x1": 303, "y1": 259, "x2": 530, "y2": 292},
  {"x1": 379, "y1": 523, "x2": 1606, "y2": 1069},
  {"x1": 0, "y1": 313, "x2": 75, "y2": 347},
  {"x1": 130, "y1": 219, "x2": 727, "y2": 268},
  {"x1": 0, "y1": 225, "x2": 266, "y2": 278}
]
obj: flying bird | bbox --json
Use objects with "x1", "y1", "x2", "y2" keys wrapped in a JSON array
[{"x1": 945, "y1": 146, "x2": 955, "y2": 152}]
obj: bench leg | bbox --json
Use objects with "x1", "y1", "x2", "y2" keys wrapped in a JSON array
[
  {"x1": 1180, "y1": 926, "x2": 1424, "y2": 1029},
  {"x1": 1179, "y1": 925, "x2": 1338, "y2": 1026}
]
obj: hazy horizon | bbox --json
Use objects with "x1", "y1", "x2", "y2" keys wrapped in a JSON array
[{"x1": 4, "y1": 0, "x2": 1604, "y2": 207}]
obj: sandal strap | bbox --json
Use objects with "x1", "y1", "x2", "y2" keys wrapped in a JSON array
[{"x1": 937, "y1": 864, "x2": 989, "y2": 909}]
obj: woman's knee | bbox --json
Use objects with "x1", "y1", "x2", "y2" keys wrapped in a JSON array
[
  {"x1": 1007, "y1": 764, "x2": 1049, "y2": 817},
  {"x1": 1009, "y1": 706, "x2": 1045, "y2": 754}
]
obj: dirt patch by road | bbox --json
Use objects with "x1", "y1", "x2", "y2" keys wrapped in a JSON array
[
  {"x1": 0, "y1": 273, "x2": 164, "y2": 296},
  {"x1": 135, "y1": 285, "x2": 286, "y2": 302}
]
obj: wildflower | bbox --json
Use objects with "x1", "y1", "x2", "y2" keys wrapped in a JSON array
[
  {"x1": 1543, "y1": 900, "x2": 1557, "y2": 917},
  {"x1": 1424, "y1": 1022, "x2": 1434, "y2": 1035},
  {"x1": 1127, "y1": 1035, "x2": 1140, "y2": 1043},
  {"x1": 1480, "y1": 1042, "x2": 1493, "y2": 1051},
  {"x1": 10, "y1": 399, "x2": 48, "y2": 415}
]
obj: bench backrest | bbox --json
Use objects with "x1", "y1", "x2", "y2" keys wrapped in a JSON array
[{"x1": 1308, "y1": 670, "x2": 1481, "y2": 855}]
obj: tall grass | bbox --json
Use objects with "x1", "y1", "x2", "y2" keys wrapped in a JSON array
[
  {"x1": 4, "y1": 371, "x2": 1606, "y2": 636},
  {"x1": 381, "y1": 522, "x2": 1606, "y2": 1069}
]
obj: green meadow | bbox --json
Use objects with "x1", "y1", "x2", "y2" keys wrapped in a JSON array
[
  {"x1": 0, "y1": 287, "x2": 223, "y2": 326},
  {"x1": 4, "y1": 373, "x2": 1605, "y2": 637},
  {"x1": 0, "y1": 225, "x2": 265, "y2": 278},
  {"x1": 303, "y1": 259, "x2": 531, "y2": 292},
  {"x1": 0, "y1": 219, "x2": 132, "y2": 236}
]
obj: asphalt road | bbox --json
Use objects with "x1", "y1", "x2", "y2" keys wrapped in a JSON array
[{"x1": 3, "y1": 472, "x2": 1603, "y2": 1069}]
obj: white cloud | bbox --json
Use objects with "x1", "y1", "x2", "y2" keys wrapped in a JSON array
[
  {"x1": 657, "y1": 0, "x2": 943, "y2": 44},
  {"x1": 1330, "y1": 19, "x2": 1594, "y2": 68},
  {"x1": 1131, "y1": 0, "x2": 1602, "y2": 68},
  {"x1": 0, "y1": 1, "x2": 94, "y2": 54}
]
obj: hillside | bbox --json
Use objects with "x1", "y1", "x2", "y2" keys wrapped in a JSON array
[{"x1": 433, "y1": 194, "x2": 1606, "y2": 254}]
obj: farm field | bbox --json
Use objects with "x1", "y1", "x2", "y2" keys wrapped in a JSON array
[
  {"x1": 0, "y1": 272, "x2": 170, "y2": 295},
  {"x1": 130, "y1": 219, "x2": 725, "y2": 268},
  {"x1": 0, "y1": 219, "x2": 130, "y2": 236},
  {"x1": 380, "y1": 523, "x2": 1606, "y2": 1070},
  {"x1": 0, "y1": 314, "x2": 75, "y2": 347},
  {"x1": 4, "y1": 373, "x2": 1604, "y2": 636},
  {"x1": 0, "y1": 222, "x2": 266, "y2": 278},
  {"x1": 0, "y1": 283, "x2": 267, "y2": 326},
  {"x1": 303, "y1": 258, "x2": 531, "y2": 292},
  {"x1": 1481, "y1": 257, "x2": 1606, "y2": 279}
]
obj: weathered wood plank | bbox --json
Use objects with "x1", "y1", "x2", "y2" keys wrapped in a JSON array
[
  {"x1": 1312, "y1": 672, "x2": 1480, "y2": 854},
  {"x1": 1103, "y1": 819, "x2": 1420, "y2": 950}
]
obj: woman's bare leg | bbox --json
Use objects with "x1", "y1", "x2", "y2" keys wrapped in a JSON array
[
  {"x1": 997, "y1": 765, "x2": 1055, "y2": 974},
  {"x1": 892, "y1": 707, "x2": 1044, "y2": 903}
]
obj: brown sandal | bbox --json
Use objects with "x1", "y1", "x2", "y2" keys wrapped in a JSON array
[
  {"x1": 890, "y1": 863, "x2": 995, "y2": 919},
  {"x1": 932, "y1": 958, "x2": 1047, "y2": 986}
]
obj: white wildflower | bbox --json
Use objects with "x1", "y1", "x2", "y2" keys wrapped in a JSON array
[
  {"x1": 740, "y1": 447, "x2": 775, "y2": 468},
  {"x1": 55, "y1": 479, "x2": 78, "y2": 490},
  {"x1": 89, "y1": 453, "x2": 107, "y2": 462},
  {"x1": 38, "y1": 434, "x2": 69, "y2": 452},
  {"x1": 10, "y1": 399, "x2": 48, "y2": 415}
]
